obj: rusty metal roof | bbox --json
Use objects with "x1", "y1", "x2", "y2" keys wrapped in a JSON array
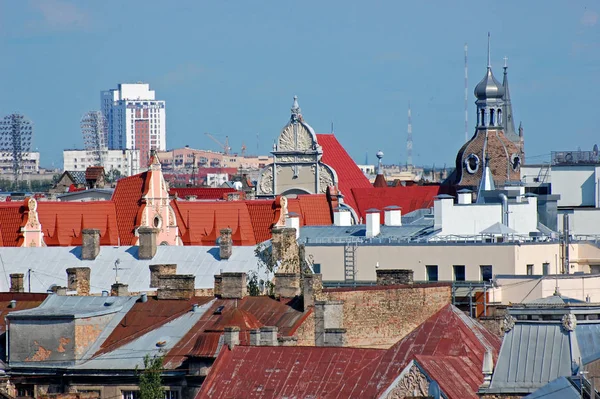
[
  {"x1": 0, "y1": 293, "x2": 47, "y2": 333},
  {"x1": 197, "y1": 346, "x2": 385, "y2": 399}
]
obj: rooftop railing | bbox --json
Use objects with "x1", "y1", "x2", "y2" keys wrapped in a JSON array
[{"x1": 552, "y1": 150, "x2": 600, "y2": 165}]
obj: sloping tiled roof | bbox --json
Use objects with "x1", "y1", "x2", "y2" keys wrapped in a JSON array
[
  {"x1": 169, "y1": 187, "x2": 237, "y2": 200},
  {"x1": 111, "y1": 173, "x2": 148, "y2": 245},
  {"x1": 373, "y1": 173, "x2": 387, "y2": 188},
  {"x1": 350, "y1": 185, "x2": 441, "y2": 220},
  {"x1": 317, "y1": 134, "x2": 371, "y2": 214},
  {"x1": 0, "y1": 203, "x2": 25, "y2": 246},
  {"x1": 66, "y1": 171, "x2": 87, "y2": 185},
  {"x1": 39, "y1": 202, "x2": 119, "y2": 246},
  {"x1": 245, "y1": 200, "x2": 277, "y2": 243},
  {"x1": 197, "y1": 346, "x2": 385, "y2": 399},
  {"x1": 85, "y1": 166, "x2": 105, "y2": 181},
  {"x1": 328, "y1": 304, "x2": 502, "y2": 398},
  {"x1": 297, "y1": 194, "x2": 332, "y2": 225}
]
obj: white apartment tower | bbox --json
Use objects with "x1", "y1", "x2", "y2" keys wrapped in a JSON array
[{"x1": 101, "y1": 83, "x2": 166, "y2": 168}]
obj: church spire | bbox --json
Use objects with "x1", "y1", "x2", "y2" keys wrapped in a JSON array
[{"x1": 502, "y1": 57, "x2": 518, "y2": 142}]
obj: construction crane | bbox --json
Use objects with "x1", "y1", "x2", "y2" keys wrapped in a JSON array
[{"x1": 204, "y1": 133, "x2": 231, "y2": 155}]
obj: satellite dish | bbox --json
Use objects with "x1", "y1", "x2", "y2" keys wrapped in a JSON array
[{"x1": 428, "y1": 381, "x2": 441, "y2": 399}]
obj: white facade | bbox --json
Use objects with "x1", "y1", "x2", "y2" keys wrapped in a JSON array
[
  {"x1": 63, "y1": 149, "x2": 140, "y2": 177},
  {"x1": 101, "y1": 83, "x2": 166, "y2": 165},
  {"x1": 551, "y1": 165, "x2": 600, "y2": 208},
  {"x1": 0, "y1": 152, "x2": 40, "y2": 174},
  {"x1": 432, "y1": 194, "x2": 539, "y2": 237}
]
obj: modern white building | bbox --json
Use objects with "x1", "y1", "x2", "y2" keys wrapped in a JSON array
[
  {"x1": 63, "y1": 149, "x2": 140, "y2": 177},
  {"x1": 0, "y1": 152, "x2": 40, "y2": 174},
  {"x1": 101, "y1": 83, "x2": 166, "y2": 168}
]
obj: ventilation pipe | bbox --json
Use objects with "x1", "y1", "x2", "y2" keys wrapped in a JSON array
[{"x1": 499, "y1": 193, "x2": 508, "y2": 226}]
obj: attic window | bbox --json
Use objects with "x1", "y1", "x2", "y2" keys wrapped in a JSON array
[
  {"x1": 214, "y1": 305, "x2": 225, "y2": 315},
  {"x1": 153, "y1": 215, "x2": 161, "y2": 228}
]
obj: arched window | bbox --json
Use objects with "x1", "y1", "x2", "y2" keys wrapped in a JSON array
[
  {"x1": 497, "y1": 109, "x2": 502, "y2": 126},
  {"x1": 481, "y1": 109, "x2": 486, "y2": 126},
  {"x1": 490, "y1": 109, "x2": 495, "y2": 126}
]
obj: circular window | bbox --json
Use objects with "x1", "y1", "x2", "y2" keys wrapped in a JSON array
[
  {"x1": 153, "y1": 215, "x2": 162, "y2": 228},
  {"x1": 465, "y1": 154, "x2": 480, "y2": 174},
  {"x1": 511, "y1": 154, "x2": 521, "y2": 171}
]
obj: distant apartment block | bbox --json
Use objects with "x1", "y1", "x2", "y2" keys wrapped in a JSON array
[
  {"x1": 0, "y1": 152, "x2": 40, "y2": 174},
  {"x1": 101, "y1": 83, "x2": 165, "y2": 167},
  {"x1": 63, "y1": 149, "x2": 140, "y2": 177},
  {"x1": 156, "y1": 146, "x2": 272, "y2": 171}
]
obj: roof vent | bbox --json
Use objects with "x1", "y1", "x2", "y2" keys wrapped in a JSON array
[
  {"x1": 214, "y1": 305, "x2": 225, "y2": 315},
  {"x1": 156, "y1": 340, "x2": 167, "y2": 348},
  {"x1": 104, "y1": 300, "x2": 115, "y2": 307},
  {"x1": 101, "y1": 290, "x2": 109, "y2": 297},
  {"x1": 8, "y1": 300, "x2": 16, "y2": 309},
  {"x1": 192, "y1": 304, "x2": 199, "y2": 312},
  {"x1": 139, "y1": 292, "x2": 148, "y2": 303}
]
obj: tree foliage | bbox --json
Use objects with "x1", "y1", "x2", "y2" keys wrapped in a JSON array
[{"x1": 138, "y1": 353, "x2": 164, "y2": 399}]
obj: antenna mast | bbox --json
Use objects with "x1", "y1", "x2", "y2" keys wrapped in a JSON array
[
  {"x1": 464, "y1": 43, "x2": 468, "y2": 143},
  {"x1": 407, "y1": 101, "x2": 413, "y2": 171}
]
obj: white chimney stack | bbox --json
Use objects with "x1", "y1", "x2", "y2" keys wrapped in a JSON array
[
  {"x1": 365, "y1": 209, "x2": 381, "y2": 238},
  {"x1": 383, "y1": 206, "x2": 402, "y2": 226},
  {"x1": 333, "y1": 208, "x2": 352, "y2": 227},
  {"x1": 457, "y1": 189, "x2": 472, "y2": 205},
  {"x1": 285, "y1": 212, "x2": 301, "y2": 239}
]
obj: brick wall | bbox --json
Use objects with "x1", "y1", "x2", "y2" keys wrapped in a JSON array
[{"x1": 295, "y1": 283, "x2": 451, "y2": 348}]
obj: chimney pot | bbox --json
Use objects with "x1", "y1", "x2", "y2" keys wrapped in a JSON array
[
  {"x1": 274, "y1": 273, "x2": 301, "y2": 299},
  {"x1": 138, "y1": 227, "x2": 159, "y2": 259},
  {"x1": 9, "y1": 273, "x2": 24, "y2": 293},
  {"x1": 333, "y1": 208, "x2": 352, "y2": 226},
  {"x1": 223, "y1": 326, "x2": 240, "y2": 349},
  {"x1": 149, "y1": 264, "x2": 177, "y2": 288},
  {"x1": 157, "y1": 274, "x2": 195, "y2": 300},
  {"x1": 314, "y1": 300, "x2": 344, "y2": 347},
  {"x1": 383, "y1": 206, "x2": 402, "y2": 226},
  {"x1": 376, "y1": 269, "x2": 414, "y2": 286},
  {"x1": 213, "y1": 275, "x2": 223, "y2": 297},
  {"x1": 365, "y1": 209, "x2": 381, "y2": 238},
  {"x1": 219, "y1": 228, "x2": 233, "y2": 260},
  {"x1": 220, "y1": 272, "x2": 247, "y2": 299},
  {"x1": 111, "y1": 282, "x2": 129, "y2": 296},
  {"x1": 8, "y1": 300, "x2": 16, "y2": 309},
  {"x1": 81, "y1": 229, "x2": 101, "y2": 260},
  {"x1": 140, "y1": 292, "x2": 148, "y2": 303},
  {"x1": 101, "y1": 290, "x2": 109, "y2": 297},
  {"x1": 259, "y1": 326, "x2": 278, "y2": 346},
  {"x1": 66, "y1": 267, "x2": 91, "y2": 296}
]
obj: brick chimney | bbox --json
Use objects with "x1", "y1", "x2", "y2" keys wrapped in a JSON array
[
  {"x1": 213, "y1": 275, "x2": 223, "y2": 297},
  {"x1": 81, "y1": 229, "x2": 101, "y2": 260},
  {"x1": 66, "y1": 267, "x2": 91, "y2": 296},
  {"x1": 259, "y1": 326, "x2": 278, "y2": 346},
  {"x1": 274, "y1": 273, "x2": 301, "y2": 299},
  {"x1": 149, "y1": 264, "x2": 177, "y2": 288},
  {"x1": 157, "y1": 274, "x2": 195, "y2": 300},
  {"x1": 376, "y1": 269, "x2": 414, "y2": 286},
  {"x1": 249, "y1": 329, "x2": 261, "y2": 346},
  {"x1": 111, "y1": 282, "x2": 129, "y2": 296},
  {"x1": 323, "y1": 328, "x2": 347, "y2": 347},
  {"x1": 314, "y1": 300, "x2": 344, "y2": 347},
  {"x1": 9, "y1": 273, "x2": 24, "y2": 293},
  {"x1": 303, "y1": 273, "x2": 323, "y2": 310},
  {"x1": 138, "y1": 227, "x2": 159, "y2": 259},
  {"x1": 220, "y1": 272, "x2": 247, "y2": 299},
  {"x1": 223, "y1": 326, "x2": 240, "y2": 350},
  {"x1": 219, "y1": 228, "x2": 232, "y2": 260}
]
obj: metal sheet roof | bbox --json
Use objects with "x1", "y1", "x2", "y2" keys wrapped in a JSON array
[
  {"x1": 524, "y1": 377, "x2": 581, "y2": 399},
  {"x1": 7, "y1": 295, "x2": 136, "y2": 319},
  {"x1": 489, "y1": 323, "x2": 572, "y2": 393},
  {"x1": 299, "y1": 223, "x2": 434, "y2": 244},
  {"x1": 74, "y1": 300, "x2": 215, "y2": 370},
  {"x1": 0, "y1": 245, "x2": 267, "y2": 294},
  {"x1": 576, "y1": 323, "x2": 600, "y2": 364}
]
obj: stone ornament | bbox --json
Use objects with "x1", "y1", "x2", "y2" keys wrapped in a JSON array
[
  {"x1": 465, "y1": 153, "x2": 480, "y2": 174},
  {"x1": 278, "y1": 123, "x2": 315, "y2": 152},
  {"x1": 259, "y1": 166, "x2": 274, "y2": 195},
  {"x1": 561, "y1": 314, "x2": 577, "y2": 332},
  {"x1": 318, "y1": 165, "x2": 335, "y2": 193},
  {"x1": 503, "y1": 314, "x2": 516, "y2": 333},
  {"x1": 386, "y1": 364, "x2": 429, "y2": 399}
]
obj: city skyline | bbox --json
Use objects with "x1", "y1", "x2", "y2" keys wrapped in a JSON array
[{"x1": 0, "y1": 1, "x2": 598, "y2": 168}]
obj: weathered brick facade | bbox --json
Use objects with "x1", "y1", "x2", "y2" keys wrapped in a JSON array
[
  {"x1": 296, "y1": 283, "x2": 451, "y2": 348},
  {"x1": 149, "y1": 264, "x2": 177, "y2": 288},
  {"x1": 81, "y1": 229, "x2": 100, "y2": 260},
  {"x1": 156, "y1": 275, "x2": 195, "y2": 300},
  {"x1": 66, "y1": 267, "x2": 91, "y2": 296}
]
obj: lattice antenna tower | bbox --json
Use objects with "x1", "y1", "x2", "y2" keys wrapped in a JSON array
[
  {"x1": 81, "y1": 111, "x2": 108, "y2": 167},
  {"x1": 0, "y1": 113, "x2": 33, "y2": 185},
  {"x1": 406, "y1": 101, "x2": 413, "y2": 170},
  {"x1": 464, "y1": 42, "x2": 469, "y2": 143}
]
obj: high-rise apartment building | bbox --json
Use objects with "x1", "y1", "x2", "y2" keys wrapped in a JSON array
[{"x1": 101, "y1": 83, "x2": 166, "y2": 168}]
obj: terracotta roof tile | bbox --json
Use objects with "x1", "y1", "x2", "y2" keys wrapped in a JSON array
[
  {"x1": 246, "y1": 201, "x2": 277, "y2": 242},
  {"x1": 0, "y1": 203, "x2": 25, "y2": 247},
  {"x1": 111, "y1": 173, "x2": 148, "y2": 245},
  {"x1": 85, "y1": 166, "x2": 105, "y2": 181},
  {"x1": 297, "y1": 194, "x2": 332, "y2": 225},
  {"x1": 317, "y1": 134, "x2": 371, "y2": 215}
]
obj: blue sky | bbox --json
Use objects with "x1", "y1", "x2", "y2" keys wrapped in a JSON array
[{"x1": 0, "y1": 1, "x2": 598, "y2": 169}]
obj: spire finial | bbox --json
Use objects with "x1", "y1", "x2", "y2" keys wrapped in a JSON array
[
  {"x1": 503, "y1": 56, "x2": 508, "y2": 69},
  {"x1": 291, "y1": 95, "x2": 301, "y2": 122},
  {"x1": 487, "y1": 32, "x2": 491, "y2": 68}
]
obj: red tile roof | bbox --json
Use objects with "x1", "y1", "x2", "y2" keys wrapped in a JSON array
[
  {"x1": 317, "y1": 134, "x2": 371, "y2": 215},
  {"x1": 245, "y1": 200, "x2": 278, "y2": 243},
  {"x1": 350, "y1": 185, "x2": 441, "y2": 220},
  {"x1": 373, "y1": 173, "x2": 387, "y2": 188},
  {"x1": 168, "y1": 187, "x2": 237, "y2": 200},
  {"x1": 198, "y1": 346, "x2": 385, "y2": 399},
  {"x1": 297, "y1": 194, "x2": 333, "y2": 226},
  {"x1": 111, "y1": 173, "x2": 148, "y2": 245},
  {"x1": 39, "y1": 202, "x2": 119, "y2": 246},
  {"x1": 0, "y1": 203, "x2": 25, "y2": 246},
  {"x1": 85, "y1": 166, "x2": 105, "y2": 181},
  {"x1": 328, "y1": 304, "x2": 501, "y2": 398}
]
